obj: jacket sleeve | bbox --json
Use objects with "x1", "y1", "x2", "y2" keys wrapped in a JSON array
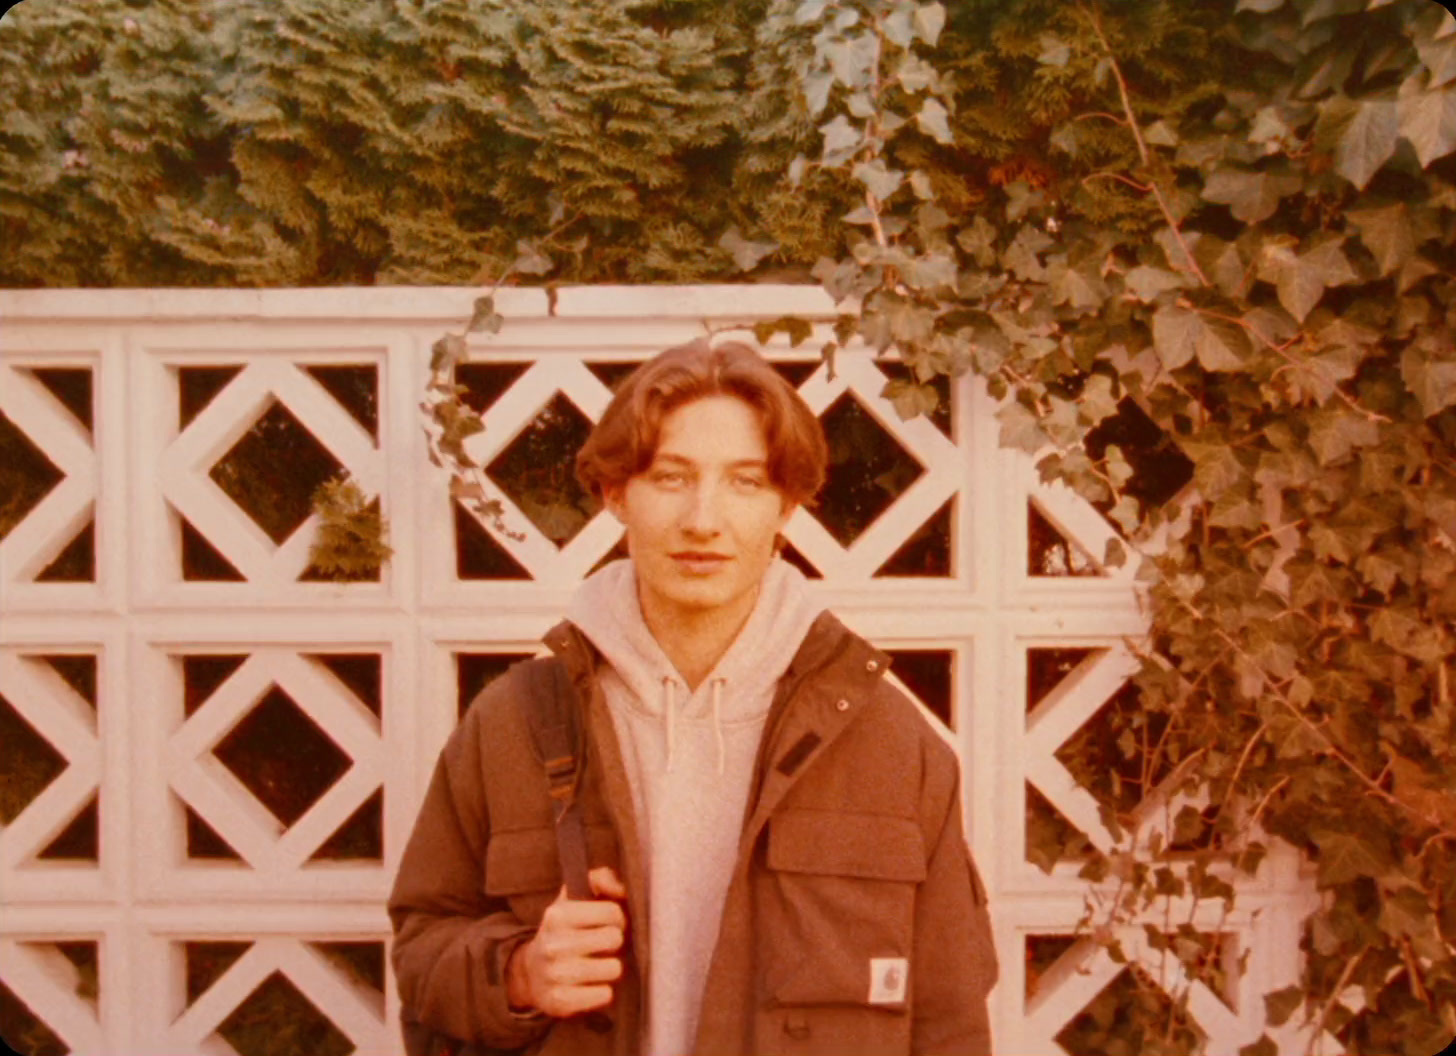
[
  {"x1": 912, "y1": 744, "x2": 999, "y2": 1055},
  {"x1": 387, "y1": 691, "x2": 553, "y2": 1050}
]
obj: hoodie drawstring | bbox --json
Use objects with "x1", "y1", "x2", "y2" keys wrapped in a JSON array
[
  {"x1": 663, "y1": 676, "x2": 677, "y2": 772},
  {"x1": 711, "y1": 678, "x2": 726, "y2": 777},
  {"x1": 661, "y1": 675, "x2": 729, "y2": 776}
]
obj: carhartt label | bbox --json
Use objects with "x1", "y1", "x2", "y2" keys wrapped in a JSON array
[{"x1": 868, "y1": 957, "x2": 909, "y2": 1005}]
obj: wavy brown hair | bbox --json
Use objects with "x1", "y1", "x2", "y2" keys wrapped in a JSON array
[{"x1": 575, "y1": 338, "x2": 828, "y2": 507}]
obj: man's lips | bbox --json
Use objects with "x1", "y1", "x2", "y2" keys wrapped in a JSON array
[{"x1": 671, "y1": 552, "x2": 730, "y2": 561}]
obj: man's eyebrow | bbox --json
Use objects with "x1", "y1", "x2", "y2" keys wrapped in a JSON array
[{"x1": 651, "y1": 453, "x2": 769, "y2": 469}]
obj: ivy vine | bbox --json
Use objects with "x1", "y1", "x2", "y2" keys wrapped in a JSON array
[{"x1": 775, "y1": 0, "x2": 1456, "y2": 1053}]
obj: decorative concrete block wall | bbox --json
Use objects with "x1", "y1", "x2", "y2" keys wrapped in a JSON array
[{"x1": 0, "y1": 286, "x2": 1324, "y2": 1055}]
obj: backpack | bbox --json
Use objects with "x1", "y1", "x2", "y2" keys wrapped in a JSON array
[{"x1": 400, "y1": 657, "x2": 606, "y2": 1056}]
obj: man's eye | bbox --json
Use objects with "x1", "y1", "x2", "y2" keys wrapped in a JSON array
[
  {"x1": 733, "y1": 475, "x2": 766, "y2": 490},
  {"x1": 652, "y1": 471, "x2": 688, "y2": 485}
]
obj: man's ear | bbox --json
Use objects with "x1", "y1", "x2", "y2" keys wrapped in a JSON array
[{"x1": 777, "y1": 498, "x2": 797, "y2": 531}]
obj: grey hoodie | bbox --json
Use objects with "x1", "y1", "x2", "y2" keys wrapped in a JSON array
[{"x1": 565, "y1": 557, "x2": 822, "y2": 1056}]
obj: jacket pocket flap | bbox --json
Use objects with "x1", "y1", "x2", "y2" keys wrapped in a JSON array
[
  {"x1": 485, "y1": 827, "x2": 559, "y2": 895},
  {"x1": 484, "y1": 824, "x2": 620, "y2": 895},
  {"x1": 768, "y1": 810, "x2": 926, "y2": 882}
]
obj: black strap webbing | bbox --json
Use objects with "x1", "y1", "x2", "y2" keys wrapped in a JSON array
[
  {"x1": 524, "y1": 658, "x2": 593, "y2": 901},
  {"x1": 523, "y1": 658, "x2": 614, "y2": 1034}
]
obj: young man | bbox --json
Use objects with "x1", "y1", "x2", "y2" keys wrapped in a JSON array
[{"x1": 389, "y1": 339, "x2": 998, "y2": 1055}]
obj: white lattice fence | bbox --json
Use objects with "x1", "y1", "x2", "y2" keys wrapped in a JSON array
[{"x1": 0, "y1": 286, "x2": 1328, "y2": 1055}]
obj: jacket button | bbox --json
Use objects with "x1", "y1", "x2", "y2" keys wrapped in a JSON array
[
  {"x1": 866, "y1": 659, "x2": 879, "y2": 673},
  {"x1": 785, "y1": 1011, "x2": 811, "y2": 1039},
  {"x1": 835, "y1": 699, "x2": 850, "y2": 711}
]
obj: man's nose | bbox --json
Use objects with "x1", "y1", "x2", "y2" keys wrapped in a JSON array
[{"x1": 681, "y1": 482, "x2": 724, "y2": 536}]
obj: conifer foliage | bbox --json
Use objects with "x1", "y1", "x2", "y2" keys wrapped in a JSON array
[{"x1": 0, "y1": 0, "x2": 793, "y2": 285}]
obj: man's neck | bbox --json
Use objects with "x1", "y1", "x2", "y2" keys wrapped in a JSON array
[{"x1": 639, "y1": 585, "x2": 760, "y2": 691}]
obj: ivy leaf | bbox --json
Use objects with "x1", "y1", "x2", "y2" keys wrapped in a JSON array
[
  {"x1": 1311, "y1": 828, "x2": 1394, "y2": 887},
  {"x1": 996, "y1": 399, "x2": 1047, "y2": 454},
  {"x1": 846, "y1": 91, "x2": 876, "y2": 118},
  {"x1": 1390, "y1": 758, "x2": 1456, "y2": 832},
  {"x1": 513, "y1": 238, "x2": 554, "y2": 276},
  {"x1": 1236, "y1": 0, "x2": 1285, "y2": 10},
  {"x1": 1152, "y1": 304, "x2": 1199, "y2": 370},
  {"x1": 1183, "y1": 440, "x2": 1245, "y2": 500},
  {"x1": 1004, "y1": 181, "x2": 1046, "y2": 221},
  {"x1": 1263, "y1": 987, "x2": 1304, "y2": 1028},
  {"x1": 1346, "y1": 202, "x2": 1416, "y2": 276},
  {"x1": 1123, "y1": 265, "x2": 1187, "y2": 302},
  {"x1": 1196, "y1": 316, "x2": 1251, "y2": 371},
  {"x1": 1400, "y1": 343, "x2": 1456, "y2": 417},
  {"x1": 1398, "y1": 84, "x2": 1456, "y2": 168},
  {"x1": 896, "y1": 54, "x2": 936, "y2": 94},
  {"x1": 909, "y1": 170, "x2": 935, "y2": 200},
  {"x1": 1239, "y1": 1035, "x2": 1278, "y2": 1056},
  {"x1": 904, "y1": 251, "x2": 957, "y2": 291},
  {"x1": 819, "y1": 114, "x2": 862, "y2": 163},
  {"x1": 883, "y1": 4, "x2": 915, "y2": 47},
  {"x1": 1282, "y1": 344, "x2": 1361, "y2": 404},
  {"x1": 467, "y1": 302, "x2": 502, "y2": 337},
  {"x1": 1049, "y1": 123, "x2": 1081, "y2": 156},
  {"x1": 1415, "y1": 32, "x2": 1456, "y2": 90},
  {"x1": 1201, "y1": 166, "x2": 1300, "y2": 223},
  {"x1": 955, "y1": 216, "x2": 997, "y2": 266},
  {"x1": 825, "y1": 32, "x2": 878, "y2": 90},
  {"x1": 1259, "y1": 238, "x2": 1359, "y2": 322},
  {"x1": 794, "y1": 0, "x2": 829, "y2": 24},
  {"x1": 913, "y1": 3, "x2": 946, "y2": 46},
  {"x1": 752, "y1": 316, "x2": 814, "y2": 348},
  {"x1": 1037, "y1": 34, "x2": 1070, "y2": 68},
  {"x1": 1334, "y1": 98, "x2": 1399, "y2": 190},
  {"x1": 1379, "y1": 887, "x2": 1441, "y2": 949},
  {"x1": 1152, "y1": 306, "x2": 1249, "y2": 372},
  {"x1": 787, "y1": 155, "x2": 809, "y2": 188},
  {"x1": 1372, "y1": 606, "x2": 1450, "y2": 663},
  {"x1": 1143, "y1": 120, "x2": 1179, "y2": 147},
  {"x1": 718, "y1": 226, "x2": 778, "y2": 271},
  {"x1": 1191, "y1": 236, "x2": 1251, "y2": 299},
  {"x1": 917, "y1": 97, "x2": 953, "y2": 145},
  {"x1": 883, "y1": 377, "x2": 940, "y2": 420},
  {"x1": 1049, "y1": 258, "x2": 1105, "y2": 310},
  {"x1": 803, "y1": 71, "x2": 833, "y2": 117},
  {"x1": 1306, "y1": 408, "x2": 1380, "y2": 465},
  {"x1": 430, "y1": 333, "x2": 467, "y2": 373},
  {"x1": 853, "y1": 159, "x2": 904, "y2": 201}
]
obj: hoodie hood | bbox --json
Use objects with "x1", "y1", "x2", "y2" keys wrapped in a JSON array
[{"x1": 565, "y1": 556, "x2": 822, "y2": 772}]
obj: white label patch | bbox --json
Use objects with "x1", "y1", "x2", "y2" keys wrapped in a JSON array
[{"x1": 868, "y1": 957, "x2": 909, "y2": 1005}]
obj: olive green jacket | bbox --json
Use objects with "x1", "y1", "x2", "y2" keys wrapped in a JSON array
[{"x1": 388, "y1": 611, "x2": 998, "y2": 1055}]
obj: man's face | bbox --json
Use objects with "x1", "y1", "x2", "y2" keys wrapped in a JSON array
[{"x1": 606, "y1": 395, "x2": 793, "y2": 626}]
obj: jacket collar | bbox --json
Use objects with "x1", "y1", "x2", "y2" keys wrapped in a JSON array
[{"x1": 543, "y1": 610, "x2": 887, "y2": 696}]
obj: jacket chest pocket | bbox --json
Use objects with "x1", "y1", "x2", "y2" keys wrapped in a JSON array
[{"x1": 761, "y1": 809, "x2": 925, "y2": 1010}]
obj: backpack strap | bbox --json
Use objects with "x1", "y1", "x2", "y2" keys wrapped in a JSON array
[
  {"x1": 522, "y1": 658, "x2": 615, "y2": 1036},
  {"x1": 523, "y1": 658, "x2": 593, "y2": 900}
]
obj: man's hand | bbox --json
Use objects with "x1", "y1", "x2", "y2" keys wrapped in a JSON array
[{"x1": 506, "y1": 866, "x2": 628, "y2": 1018}]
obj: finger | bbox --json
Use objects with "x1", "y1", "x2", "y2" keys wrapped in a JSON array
[
  {"x1": 560, "y1": 954, "x2": 623, "y2": 986},
  {"x1": 588, "y1": 865, "x2": 628, "y2": 900},
  {"x1": 543, "y1": 922, "x2": 624, "y2": 964},
  {"x1": 566, "y1": 924, "x2": 625, "y2": 957},
  {"x1": 559, "y1": 983, "x2": 615, "y2": 1015},
  {"x1": 549, "y1": 898, "x2": 626, "y2": 931}
]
